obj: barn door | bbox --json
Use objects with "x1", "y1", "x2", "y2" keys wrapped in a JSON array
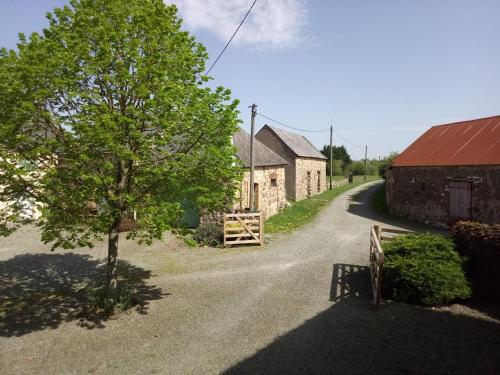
[{"x1": 450, "y1": 181, "x2": 472, "y2": 221}]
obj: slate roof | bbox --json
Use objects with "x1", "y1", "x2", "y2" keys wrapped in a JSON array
[
  {"x1": 233, "y1": 128, "x2": 288, "y2": 168},
  {"x1": 258, "y1": 125, "x2": 327, "y2": 160},
  {"x1": 393, "y1": 115, "x2": 500, "y2": 167}
]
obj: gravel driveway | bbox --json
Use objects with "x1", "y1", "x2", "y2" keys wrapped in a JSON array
[{"x1": 0, "y1": 181, "x2": 499, "y2": 374}]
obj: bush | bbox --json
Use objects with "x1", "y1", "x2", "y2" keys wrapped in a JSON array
[
  {"x1": 348, "y1": 161, "x2": 366, "y2": 176},
  {"x1": 193, "y1": 223, "x2": 223, "y2": 247},
  {"x1": 451, "y1": 221, "x2": 500, "y2": 300},
  {"x1": 378, "y1": 152, "x2": 399, "y2": 179},
  {"x1": 451, "y1": 221, "x2": 500, "y2": 255},
  {"x1": 331, "y1": 159, "x2": 343, "y2": 176},
  {"x1": 347, "y1": 160, "x2": 378, "y2": 176},
  {"x1": 382, "y1": 233, "x2": 471, "y2": 306}
]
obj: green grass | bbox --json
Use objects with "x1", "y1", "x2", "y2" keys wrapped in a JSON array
[
  {"x1": 370, "y1": 181, "x2": 391, "y2": 217},
  {"x1": 329, "y1": 175, "x2": 347, "y2": 182},
  {"x1": 266, "y1": 175, "x2": 379, "y2": 233}
]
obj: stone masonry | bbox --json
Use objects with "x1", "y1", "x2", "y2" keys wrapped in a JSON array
[
  {"x1": 386, "y1": 165, "x2": 500, "y2": 227},
  {"x1": 235, "y1": 166, "x2": 287, "y2": 219},
  {"x1": 294, "y1": 158, "x2": 327, "y2": 201}
]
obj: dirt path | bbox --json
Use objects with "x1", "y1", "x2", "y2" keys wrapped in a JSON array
[{"x1": 0, "y1": 181, "x2": 499, "y2": 374}]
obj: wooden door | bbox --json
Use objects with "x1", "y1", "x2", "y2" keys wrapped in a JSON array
[{"x1": 450, "y1": 181, "x2": 471, "y2": 221}]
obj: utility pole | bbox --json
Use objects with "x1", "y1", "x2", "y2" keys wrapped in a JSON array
[
  {"x1": 329, "y1": 125, "x2": 333, "y2": 190},
  {"x1": 249, "y1": 103, "x2": 257, "y2": 211},
  {"x1": 364, "y1": 145, "x2": 368, "y2": 181}
]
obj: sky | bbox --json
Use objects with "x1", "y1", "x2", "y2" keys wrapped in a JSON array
[{"x1": 1, "y1": 0, "x2": 499, "y2": 160}]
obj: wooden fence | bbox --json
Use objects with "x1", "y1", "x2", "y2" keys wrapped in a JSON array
[
  {"x1": 369, "y1": 225, "x2": 414, "y2": 309},
  {"x1": 223, "y1": 212, "x2": 263, "y2": 247}
]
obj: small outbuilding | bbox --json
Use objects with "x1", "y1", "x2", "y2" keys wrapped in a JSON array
[
  {"x1": 386, "y1": 115, "x2": 500, "y2": 226},
  {"x1": 232, "y1": 129, "x2": 288, "y2": 218},
  {"x1": 256, "y1": 125, "x2": 327, "y2": 201}
]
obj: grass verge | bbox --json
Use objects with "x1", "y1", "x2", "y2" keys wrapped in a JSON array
[
  {"x1": 370, "y1": 181, "x2": 391, "y2": 217},
  {"x1": 266, "y1": 176, "x2": 379, "y2": 233},
  {"x1": 329, "y1": 175, "x2": 347, "y2": 182}
]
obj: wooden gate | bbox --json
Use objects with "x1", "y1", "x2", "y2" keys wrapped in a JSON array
[
  {"x1": 369, "y1": 225, "x2": 414, "y2": 309},
  {"x1": 369, "y1": 225, "x2": 384, "y2": 310},
  {"x1": 223, "y1": 212, "x2": 263, "y2": 247},
  {"x1": 450, "y1": 181, "x2": 472, "y2": 221}
]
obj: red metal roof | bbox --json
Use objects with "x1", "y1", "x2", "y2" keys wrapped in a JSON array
[{"x1": 392, "y1": 115, "x2": 500, "y2": 167}]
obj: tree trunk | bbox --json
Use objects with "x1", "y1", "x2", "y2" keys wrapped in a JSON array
[{"x1": 106, "y1": 219, "x2": 120, "y2": 301}]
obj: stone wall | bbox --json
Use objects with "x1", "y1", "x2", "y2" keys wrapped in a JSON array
[
  {"x1": 255, "y1": 126, "x2": 297, "y2": 199},
  {"x1": 294, "y1": 158, "x2": 327, "y2": 201},
  {"x1": 234, "y1": 166, "x2": 287, "y2": 218},
  {"x1": 386, "y1": 165, "x2": 500, "y2": 227}
]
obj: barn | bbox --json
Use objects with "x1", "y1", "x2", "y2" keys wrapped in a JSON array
[
  {"x1": 232, "y1": 129, "x2": 288, "y2": 218},
  {"x1": 386, "y1": 115, "x2": 500, "y2": 227},
  {"x1": 256, "y1": 125, "x2": 327, "y2": 201}
]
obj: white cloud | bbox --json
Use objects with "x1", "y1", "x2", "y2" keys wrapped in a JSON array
[{"x1": 173, "y1": 0, "x2": 309, "y2": 49}]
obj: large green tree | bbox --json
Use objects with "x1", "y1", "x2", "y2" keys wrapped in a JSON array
[{"x1": 0, "y1": 0, "x2": 240, "y2": 301}]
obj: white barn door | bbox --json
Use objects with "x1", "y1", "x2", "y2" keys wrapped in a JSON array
[{"x1": 450, "y1": 181, "x2": 472, "y2": 221}]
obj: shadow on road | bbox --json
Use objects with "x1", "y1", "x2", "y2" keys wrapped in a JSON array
[
  {"x1": 223, "y1": 263, "x2": 500, "y2": 375},
  {"x1": 0, "y1": 253, "x2": 165, "y2": 337},
  {"x1": 346, "y1": 182, "x2": 440, "y2": 233},
  {"x1": 330, "y1": 263, "x2": 370, "y2": 303}
]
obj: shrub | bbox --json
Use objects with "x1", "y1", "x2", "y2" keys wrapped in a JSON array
[
  {"x1": 378, "y1": 152, "x2": 399, "y2": 179},
  {"x1": 184, "y1": 237, "x2": 198, "y2": 248},
  {"x1": 382, "y1": 233, "x2": 471, "y2": 306},
  {"x1": 193, "y1": 223, "x2": 223, "y2": 247},
  {"x1": 451, "y1": 221, "x2": 500, "y2": 255},
  {"x1": 451, "y1": 221, "x2": 500, "y2": 300}
]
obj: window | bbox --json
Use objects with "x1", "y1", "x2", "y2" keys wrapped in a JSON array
[
  {"x1": 271, "y1": 178, "x2": 277, "y2": 186},
  {"x1": 317, "y1": 171, "x2": 321, "y2": 192},
  {"x1": 421, "y1": 181, "x2": 426, "y2": 191},
  {"x1": 306, "y1": 171, "x2": 311, "y2": 198}
]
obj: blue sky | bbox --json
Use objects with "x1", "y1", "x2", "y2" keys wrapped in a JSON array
[{"x1": 1, "y1": 0, "x2": 499, "y2": 159}]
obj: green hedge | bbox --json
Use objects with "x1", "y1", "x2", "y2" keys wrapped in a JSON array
[
  {"x1": 382, "y1": 233, "x2": 471, "y2": 306},
  {"x1": 451, "y1": 221, "x2": 500, "y2": 300}
]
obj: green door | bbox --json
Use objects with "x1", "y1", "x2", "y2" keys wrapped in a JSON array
[{"x1": 180, "y1": 200, "x2": 200, "y2": 228}]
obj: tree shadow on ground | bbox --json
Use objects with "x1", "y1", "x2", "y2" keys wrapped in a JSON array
[
  {"x1": 223, "y1": 263, "x2": 500, "y2": 375},
  {"x1": 0, "y1": 253, "x2": 165, "y2": 337}
]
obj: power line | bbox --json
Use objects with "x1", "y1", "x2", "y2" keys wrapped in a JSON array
[
  {"x1": 256, "y1": 112, "x2": 329, "y2": 133},
  {"x1": 205, "y1": 0, "x2": 258, "y2": 75},
  {"x1": 332, "y1": 129, "x2": 364, "y2": 149},
  {"x1": 256, "y1": 109, "x2": 365, "y2": 151}
]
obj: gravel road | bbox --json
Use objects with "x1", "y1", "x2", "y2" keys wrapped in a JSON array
[{"x1": 0, "y1": 181, "x2": 499, "y2": 375}]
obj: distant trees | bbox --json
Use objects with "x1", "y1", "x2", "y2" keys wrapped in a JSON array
[
  {"x1": 348, "y1": 160, "x2": 378, "y2": 176},
  {"x1": 323, "y1": 150, "x2": 399, "y2": 177},
  {"x1": 321, "y1": 145, "x2": 351, "y2": 175},
  {"x1": 331, "y1": 160, "x2": 343, "y2": 176},
  {"x1": 378, "y1": 152, "x2": 400, "y2": 179},
  {"x1": 320, "y1": 144, "x2": 396, "y2": 177}
]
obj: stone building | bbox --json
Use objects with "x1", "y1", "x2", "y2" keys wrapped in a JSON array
[
  {"x1": 386, "y1": 115, "x2": 500, "y2": 227},
  {"x1": 255, "y1": 125, "x2": 327, "y2": 201},
  {"x1": 233, "y1": 129, "x2": 288, "y2": 218}
]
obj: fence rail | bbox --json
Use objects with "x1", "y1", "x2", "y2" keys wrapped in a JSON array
[
  {"x1": 223, "y1": 212, "x2": 263, "y2": 247},
  {"x1": 369, "y1": 225, "x2": 414, "y2": 309}
]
